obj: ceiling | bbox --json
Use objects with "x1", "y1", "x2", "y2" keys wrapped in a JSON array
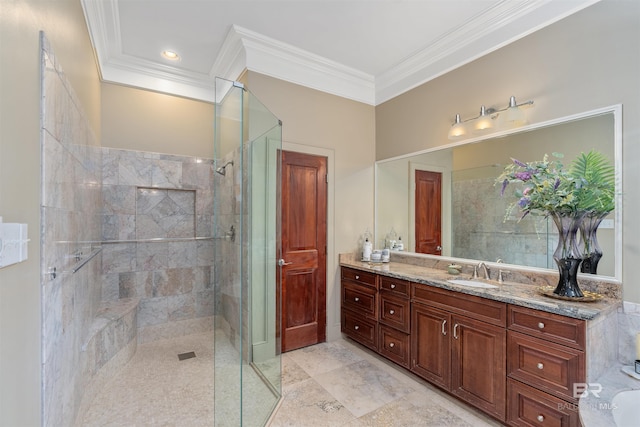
[{"x1": 81, "y1": 0, "x2": 600, "y2": 105}]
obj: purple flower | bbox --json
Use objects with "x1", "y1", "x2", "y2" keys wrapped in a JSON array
[
  {"x1": 511, "y1": 158, "x2": 528, "y2": 168},
  {"x1": 554, "y1": 178, "x2": 560, "y2": 190},
  {"x1": 518, "y1": 197, "x2": 530, "y2": 208},
  {"x1": 500, "y1": 179, "x2": 508, "y2": 196},
  {"x1": 514, "y1": 171, "x2": 533, "y2": 181}
]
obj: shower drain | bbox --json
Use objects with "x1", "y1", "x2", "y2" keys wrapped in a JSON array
[{"x1": 178, "y1": 351, "x2": 196, "y2": 361}]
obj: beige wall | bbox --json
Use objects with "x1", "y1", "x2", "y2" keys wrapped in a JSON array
[
  {"x1": 244, "y1": 71, "x2": 376, "y2": 340},
  {"x1": 375, "y1": 0, "x2": 640, "y2": 302},
  {"x1": 101, "y1": 83, "x2": 215, "y2": 158},
  {"x1": 0, "y1": 1, "x2": 101, "y2": 425}
]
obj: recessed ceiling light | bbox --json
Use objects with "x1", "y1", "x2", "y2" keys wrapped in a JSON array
[{"x1": 162, "y1": 50, "x2": 180, "y2": 61}]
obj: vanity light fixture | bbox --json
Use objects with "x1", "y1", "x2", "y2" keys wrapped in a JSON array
[
  {"x1": 474, "y1": 105, "x2": 494, "y2": 132},
  {"x1": 447, "y1": 114, "x2": 466, "y2": 139},
  {"x1": 162, "y1": 50, "x2": 180, "y2": 61},
  {"x1": 448, "y1": 96, "x2": 534, "y2": 140}
]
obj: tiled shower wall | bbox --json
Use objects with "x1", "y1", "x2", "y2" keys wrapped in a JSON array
[
  {"x1": 213, "y1": 147, "x2": 247, "y2": 356},
  {"x1": 451, "y1": 176, "x2": 553, "y2": 267},
  {"x1": 40, "y1": 34, "x2": 104, "y2": 427},
  {"x1": 101, "y1": 148, "x2": 216, "y2": 342}
]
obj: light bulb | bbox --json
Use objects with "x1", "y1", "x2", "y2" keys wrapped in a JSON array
[
  {"x1": 505, "y1": 96, "x2": 526, "y2": 125},
  {"x1": 474, "y1": 106, "x2": 494, "y2": 132},
  {"x1": 448, "y1": 114, "x2": 467, "y2": 140}
]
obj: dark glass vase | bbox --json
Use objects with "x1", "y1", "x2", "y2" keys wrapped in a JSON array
[
  {"x1": 579, "y1": 212, "x2": 607, "y2": 274},
  {"x1": 550, "y1": 211, "x2": 585, "y2": 298}
]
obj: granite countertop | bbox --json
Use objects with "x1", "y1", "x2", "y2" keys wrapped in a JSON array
[
  {"x1": 579, "y1": 363, "x2": 640, "y2": 426},
  {"x1": 339, "y1": 254, "x2": 620, "y2": 321}
]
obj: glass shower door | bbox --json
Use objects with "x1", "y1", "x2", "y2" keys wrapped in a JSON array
[{"x1": 213, "y1": 77, "x2": 282, "y2": 426}]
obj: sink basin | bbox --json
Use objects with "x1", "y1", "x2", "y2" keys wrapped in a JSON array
[
  {"x1": 447, "y1": 279, "x2": 499, "y2": 289},
  {"x1": 612, "y1": 389, "x2": 640, "y2": 427}
]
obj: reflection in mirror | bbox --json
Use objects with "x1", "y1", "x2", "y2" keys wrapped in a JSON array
[{"x1": 375, "y1": 106, "x2": 621, "y2": 280}]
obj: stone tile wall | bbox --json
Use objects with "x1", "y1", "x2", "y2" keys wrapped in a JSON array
[
  {"x1": 452, "y1": 176, "x2": 553, "y2": 267},
  {"x1": 213, "y1": 147, "x2": 247, "y2": 357},
  {"x1": 101, "y1": 147, "x2": 216, "y2": 342},
  {"x1": 40, "y1": 34, "x2": 106, "y2": 427}
]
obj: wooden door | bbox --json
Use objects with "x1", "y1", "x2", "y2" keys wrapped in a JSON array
[
  {"x1": 280, "y1": 151, "x2": 327, "y2": 352},
  {"x1": 415, "y1": 170, "x2": 442, "y2": 254},
  {"x1": 411, "y1": 302, "x2": 451, "y2": 389},
  {"x1": 450, "y1": 314, "x2": 506, "y2": 420}
]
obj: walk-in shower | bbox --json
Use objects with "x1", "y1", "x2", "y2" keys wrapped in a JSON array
[{"x1": 213, "y1": 77, "x2": 283, "y2": 426}]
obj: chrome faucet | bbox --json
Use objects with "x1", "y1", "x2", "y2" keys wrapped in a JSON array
[{"x1": 474, "y1": 262, "x2": 490, "y2": 280}]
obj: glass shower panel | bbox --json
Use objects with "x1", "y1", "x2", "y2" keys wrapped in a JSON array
[{"x1": 213, "y1": 77, "x2": 282, "y2": 426}]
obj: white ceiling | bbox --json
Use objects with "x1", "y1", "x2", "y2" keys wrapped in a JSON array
[{"x1": 81, "y1": 0, "x2": 600, "y2": 105}]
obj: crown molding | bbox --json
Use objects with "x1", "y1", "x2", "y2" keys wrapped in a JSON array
[
  {"x1": 227, "y1": 25, "x2": 376, "y2": 105},
  {"x1": 82, "y1": 0, "x2": 601, "y2": 105},
  {"x1": 375, "y1": 0, "x2": 601, "y2": 104}
]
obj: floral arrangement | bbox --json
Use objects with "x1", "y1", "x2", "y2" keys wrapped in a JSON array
[{"x1": 496, "y1": 151, "x2": 615, "y2": 220}]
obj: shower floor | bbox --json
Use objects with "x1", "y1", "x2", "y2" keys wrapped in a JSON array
[{"x1": 81, "y1": 332, "x2": 502, "y2": 426}]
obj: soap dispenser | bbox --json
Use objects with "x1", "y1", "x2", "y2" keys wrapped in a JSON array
[
  {"x1": 362, "y1": 229, "x2": 373, "y2": 261},
  {"x1": 395, "y1": 236, "x2": 404, "y2": 251}
]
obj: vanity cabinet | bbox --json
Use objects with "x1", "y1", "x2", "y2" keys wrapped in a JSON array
[
  {"x1": 378, "y1": 276, "x2": 411, "y2": 367},
  {"x1": 339, "y1": 265, "x2": 592, "y2": 427},
  {"x1": 340, "y1": 267, "x2": 378, "y2": 351},
  {"x1": 506, "y1": 305, "x2": 585, "y2": 427},
  {"x1": 412, "y1": 284, "x2": 507, "y2": 421}
]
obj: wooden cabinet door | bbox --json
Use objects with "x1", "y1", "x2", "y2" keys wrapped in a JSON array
[
  {"x1": 451, "y1": 314, "x2": 506, "y2": 420},
  {"x1": 411, "y1": 302, "x2": 450, "y2": 389}
]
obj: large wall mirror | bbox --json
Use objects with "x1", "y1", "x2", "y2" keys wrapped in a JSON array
[{"x1": 375, "y1": 105, "x2": 622, "y2": 281}]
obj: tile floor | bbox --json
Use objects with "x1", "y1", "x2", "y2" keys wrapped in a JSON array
[{"x1": 81, "y1": 331, "x2": 503, "y2": 426}]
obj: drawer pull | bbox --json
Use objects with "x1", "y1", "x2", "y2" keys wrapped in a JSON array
[
  {"x1": 442, "y1": 320, "x2": 447, "y2": 336},
  {"x1": 537, "y1": 363, "x2": 544, "y2": 370},
  {"x1": 537, "y1": 415, "x2": 544, "y2": 422},
  {"x1": 390, "y1": 284, "x2": 396, "y2": 289},
  {"x1": 389, "y1": 309, "x2": 395, "y2": 315},
  {"x1": 354, "y1": 297, "x2": 359, "y2": 302},
  {"x1": 538, "y1": 322, "x2": 545, "y2": 329},
  {"x1": 355, "y1": 275, "x2": 360, "y2": 280},
  {"x1": 389, "y1": 342, "x2": 395, "y2": 348},
  {"x1": 354, "y1": 325, "x2": 360, "y2": 330}
]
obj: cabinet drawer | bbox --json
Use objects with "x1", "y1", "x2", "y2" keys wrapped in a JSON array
[
  {"x1": 507, "y1": 379, "x2": 580, "y2": 427},
  {"x1": 507, "y1": 331, "x2": 585, "y2": 402},
  {"x1": 508, "y1": 305, "x2": 586, "y2": 350},
  {"x1": 342, "y1": 310, "x2": 377, "y2": 351},
  {"x1": 341, "y1": 267, "x2": 377, "y2": 288},
  {"x1": 379, "y1": 325, "x2": 410, "y2": 368},
  {"x1": 412, "y1": 283, "x2": 506, "y2": 327},
  {"x1": 380, "y1": 276, "x2": 409, "y2": 297},
  {"x1": 342, "y1": 282, "x2": 377, "y2": 318},
  {"x1": 379, "y1": 294, "x2": 410, "y2": 333}
]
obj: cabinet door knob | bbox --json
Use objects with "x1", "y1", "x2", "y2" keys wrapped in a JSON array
[
  {"x1": 442, "y1": 320, "x2": 447, "y2": 336},
  {"x1": 390, "y1": 284, "x2": 396, "y2": 289},
  {"x1": 355, "y1": 275, "x2": 360, "y2": 280},
  {"x1": 537, "y1": 415, "x2": 544, "y2": 422},
  {"x1": 453, "y1": 323, "x2": 459, "y2": 339},
  {"x1": 354, "y1": 297, "x2": 359, "y2": 302},
  {"x1": 354, "y1": 325, "x2": 359, "y2": 330},
  {"x1": 538, "y1": 322, "x2": 545, "y2": 329},
  {"x1": 537, "y1": 363, "x2": 544, "y2": 370},
  {"x1": 389, "y1": 342, "x2": 395, "y2": 348},
  {"x1": 389, "y1": 309, "x2": 395, "y2": 315}
]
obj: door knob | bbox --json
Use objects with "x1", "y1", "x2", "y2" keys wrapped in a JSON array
[
  {"x1": 436, "y1": 245, "x2": 443, "y2": 251},
  {"x1": 278, "y1": 259, "x2": 292, "y2": 266}
]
